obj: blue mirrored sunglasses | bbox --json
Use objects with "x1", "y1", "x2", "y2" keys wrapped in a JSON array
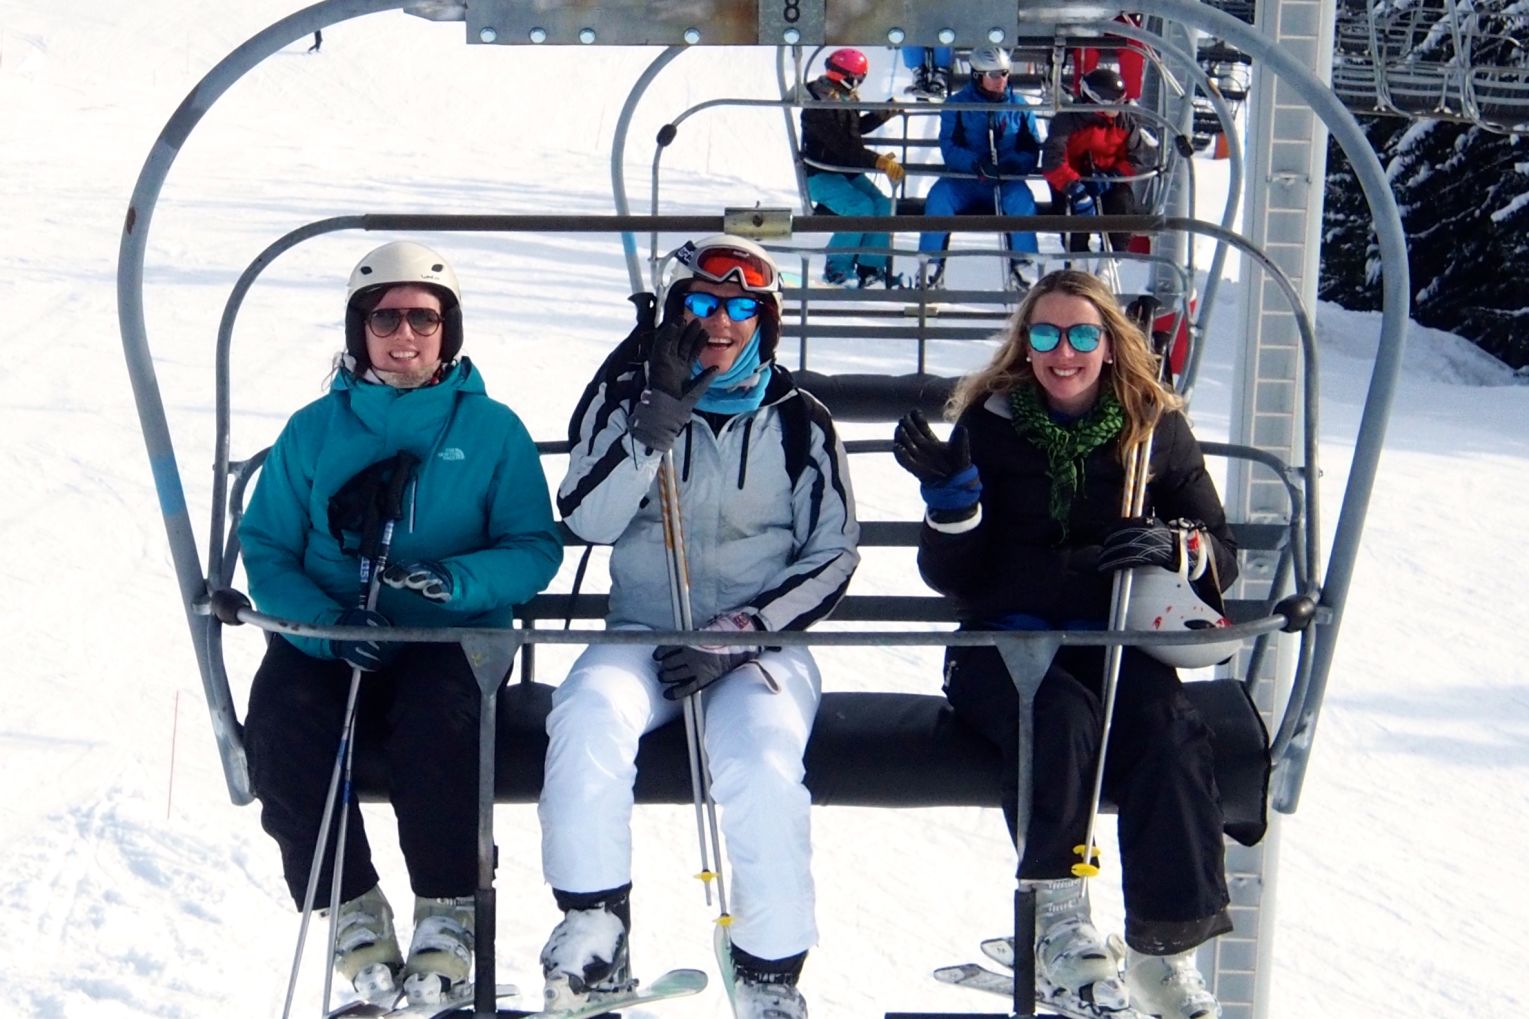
[
  {"x1": 1027, "y1": 322, "x2": 1104, "y2": 353},
  {"x1": 683, "y1": 291, "x2": 762, "y2": 322}
]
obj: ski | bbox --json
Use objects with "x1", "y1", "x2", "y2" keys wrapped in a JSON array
[
  {"x1": 713, "y1": 922, "x2": 739, "y2": 1013},
  {"x1": 325, "y1": 982, "x2": 518, "y2": 1017},
  {"x1": 519, "y1": 968, "x2": 708, "y2": 1019},
  {"x1": 935, "y1": 938, "x2": 1145, "y2": 1019}
]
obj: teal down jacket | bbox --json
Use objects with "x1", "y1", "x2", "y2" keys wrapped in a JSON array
[{"x1": 240, "y1": 358, "x2": 563, "y2": 659}]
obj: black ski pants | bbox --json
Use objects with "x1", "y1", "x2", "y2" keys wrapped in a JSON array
[
  {"x1": 1053, "y1": 181, "x2": 1139, "y2": 254},
  {"x1": 943, "y1": 643, "x2": 1232, "y2": 953},
  {"x1": 245, "y1": 636, "x2": 482, "y2": 909}
]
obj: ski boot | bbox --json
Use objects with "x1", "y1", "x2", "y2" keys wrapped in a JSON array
[
  {"x1": 821, "y1": 265, "x2": 854, "y2": 287},
  {"x1": 907, "y1": 66, "x2": 948, "y2": 101},
  {"x1": 332, "y1": 884, "x2": 403, "y2": 1003},
  {"x1": 1028, "y1": 878, "x2": 1132, "y2": 1015},
  {"x1": 856, "y1": 264, "x2": 906, "y2": 289},
  {"x1": 401, "y1": 895, "x2": 475, "y2": 1006},
  {"x1": 540, "y1": 886, "x2": 635, "y2": 1010},
  {"x1": 1007, "y1": 260, "x2": 1035, "y2": 293},
  {"x1": 918, "y1": 262, "x2": 946, "y2": 290},
  {"x1": 730, "y1": 946, "x2": 808, "y2": 1019},
  {"x1": 1124, "y1": 948, "x2": 1221, "y2": 1019}
]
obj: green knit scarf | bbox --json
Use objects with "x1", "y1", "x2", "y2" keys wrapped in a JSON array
[{"x1": 1008, "y1": 384, "x2": 1125, "y2": 540}]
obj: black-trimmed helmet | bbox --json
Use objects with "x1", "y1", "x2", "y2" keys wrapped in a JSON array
[
  {"x1": 969, "y1": 45, "x2": 1012, "y2": 75},
  {"x1": 660, "y1": 234, "x2": 783, "y2": 360},
  {"x1": 824, "y1": 47, "x2": 869, "y2": 88},
  {"x1": 1080, "y1": 67, "x2": 1128, "y2": 104},
  {"x1": 345, "y1": 241, "x2": 463, "y2": 368}
]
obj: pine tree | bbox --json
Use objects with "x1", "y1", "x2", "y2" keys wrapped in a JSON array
[{"x1": 1318, "y1": 2, "x2": 1529, "y2": 369}]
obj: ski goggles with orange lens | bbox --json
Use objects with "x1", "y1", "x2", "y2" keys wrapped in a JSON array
[
  {"x1": 1027, "y1": 322, "x2": 1104, "y2": 353},
  {"x1": 683, "y1": 292, "x2": 762, "y2": 322},
  {"x1": 366, "y1": 308, "x2": 444, "y2": 337},
  {"x1": 678, "y1": 241, "x2": 779, "y2": 292}
]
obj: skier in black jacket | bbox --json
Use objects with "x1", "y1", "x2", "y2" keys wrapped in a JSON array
[
  {"x1": 893, "y1": 269, "x2": 1235, "y2": 1019},
  {"x1": 799, "y1": 47, "x2": 906, "y2": 288}
]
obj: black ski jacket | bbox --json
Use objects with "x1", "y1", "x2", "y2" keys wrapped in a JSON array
[
  {"x1": 917, "y1": 389, "x2": 1237, "y2": 625},
  {"x1": 799, "y1": 76, "x2": 895, "y2": 179}
]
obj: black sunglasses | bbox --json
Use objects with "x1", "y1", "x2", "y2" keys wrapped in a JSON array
[{"x1": 366, "y1": 308, "x2": 443, "y2": 337}]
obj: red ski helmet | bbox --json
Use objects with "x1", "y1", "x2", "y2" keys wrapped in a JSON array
[{"x1": 824, "y1": 48, "x2": 869, "y2": 87}]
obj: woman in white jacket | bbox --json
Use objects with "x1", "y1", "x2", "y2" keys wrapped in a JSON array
[{"x1": 537, "y1": 236, "x2": 860, "y2": 1019}]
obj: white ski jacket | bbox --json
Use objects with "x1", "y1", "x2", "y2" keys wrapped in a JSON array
[{"x1": 557, "y1": 363, "x2": 860, "y2": 633}]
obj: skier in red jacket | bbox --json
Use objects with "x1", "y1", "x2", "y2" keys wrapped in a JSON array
[{"x1": 1041, "y1": 68, "x2": 1159, "y2": 254}]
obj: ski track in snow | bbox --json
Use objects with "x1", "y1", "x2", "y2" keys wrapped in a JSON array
[{"x1": 3, "y1": 2, "x2": 1527, "y2": 1016}]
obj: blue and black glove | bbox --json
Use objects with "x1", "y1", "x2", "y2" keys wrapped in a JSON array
[
  {"x1": 1064, "y1": 179, "x2": 1097, "y2": 215},
  {"x1": 381, "y1": 560, "x2": 454, "y2": 603},
  {"x1": 653, "y1": 612, "x2": 762, "y2": 700},
  {"x1": 893, "y1": 410, "x2": 981, "y2": 515},
  {"x1": 330, "y1": 607, "x2": 398, "y2": 672}
]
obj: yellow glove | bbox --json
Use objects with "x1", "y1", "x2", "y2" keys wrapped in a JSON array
[{"x1": 875, "y1": 151, "x2": 906, "y2": 185}]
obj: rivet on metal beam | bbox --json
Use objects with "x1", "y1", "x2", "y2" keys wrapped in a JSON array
[
  {"x1": 579, "y1": 27, "x2": 596, "y2": 44},
  {"x1": 529, "y1": 27, "x2": 547, "y2": 43},
  {"x1": 783, "y1": 27, "x2": 801, "y2": 44},
  {"x1": 938, "y1": 27, "x2": 956, "y2": 44},
  {"x1": 887, "y1": 27, "x2": 906, "y2": 44},
  {"x1": 988, "y1": 27, "x2": 1006, "y2": 43},
  {"x1": 684, "y1": 27, "x2": 701, "y2": 44},
  {"x1": 478, "y1": 26, "x2": 497, "y2": 43}
]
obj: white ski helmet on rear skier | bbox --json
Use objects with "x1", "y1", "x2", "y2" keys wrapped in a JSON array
[
  {"x1": 661, "y1": 234, "x2": 784, "y2": 360},
  {"x1": 345, "y1": 240, "x2": 464, "y2": 368},
  {"x1": 968, "y1": 45, "x2": 1013, "y2": 76}
]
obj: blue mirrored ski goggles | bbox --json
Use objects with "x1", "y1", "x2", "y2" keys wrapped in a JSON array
[
  {"x1": 683, "y1": 292, "x2": 762, "y2": 322},
  {"x1": 1027, "y1": 322, "x2": 1105, "y2": 353}
]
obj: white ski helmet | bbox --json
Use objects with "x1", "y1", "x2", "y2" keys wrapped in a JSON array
[
  {"x1": 345, "y1": 240, "x2": 464, "y2": 366},
  {"x1": 661, "y1": 234, "x2": 784, "y2": 359},
  {"x1": 968, "y1": 45, "x2": 1012, "y2": 75},
  {"x1": 1126, "y1": 527, "x2": 1241, "y2": 669}
]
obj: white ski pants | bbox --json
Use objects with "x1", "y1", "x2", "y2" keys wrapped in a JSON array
[{"x1": 539, "y1": 639, "x2": 821, "y2": 961}]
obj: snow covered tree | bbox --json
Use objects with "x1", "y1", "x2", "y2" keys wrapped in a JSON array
[{"x1": 1319, "y1": 1, "x2": 1529, "y2": 369}]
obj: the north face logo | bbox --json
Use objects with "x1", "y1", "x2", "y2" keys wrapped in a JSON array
[{"x1": 437, "y1": 447, "x2": 465, "y2": 461}]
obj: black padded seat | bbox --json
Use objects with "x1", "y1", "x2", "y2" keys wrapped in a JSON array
[{"x1": 350, "y1": 679, "x2": 1269, "y2": 847}]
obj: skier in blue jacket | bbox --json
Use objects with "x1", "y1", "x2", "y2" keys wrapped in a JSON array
[
  {"x1": 916, "y1": 46, "x2": 1043, "y2": 291},
  {"x1": 240, "y1": 240, "x2": 562, "y2": 1008}
]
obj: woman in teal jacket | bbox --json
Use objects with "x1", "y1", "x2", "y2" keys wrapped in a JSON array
[{"x1": 240, "y1": 241, "x2": 562, "y2": 1008}]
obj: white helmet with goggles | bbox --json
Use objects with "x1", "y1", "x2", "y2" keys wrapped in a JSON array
[{"x1": 661, "y1": 234, "x2": 784, "y2": 359}]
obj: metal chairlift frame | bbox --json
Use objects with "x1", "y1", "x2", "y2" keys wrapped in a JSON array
[{"x1": 116, "y1": 2, "x2": 1412, "y2": 1017}]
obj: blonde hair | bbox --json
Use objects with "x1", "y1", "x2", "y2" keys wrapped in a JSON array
[{"x1": 947, "y1": 269, "x2": 1181, "y2": 453}]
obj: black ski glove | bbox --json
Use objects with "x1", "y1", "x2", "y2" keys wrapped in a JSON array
[
  {"x1": 893, "y1": 410, "x2": 981, "y2": 513},
  {"x1": 652, "y1": 612, "x2": 762, "y2": 700},
  {"x1": 630, "y1": 320, "x2": 718, "y2": 453},
  {"x1": 646, "y1": 318, "x2": 711, "y2": 397},
  {"x1": 330, "y1": 607, "x2": 399, "y2": 671},
  {"x1": 381, "y1": 560, "x2": 454, "y2": 603},
  {"x1": 1097, "y1": 516, "x2": 1178, "y2": 573}
]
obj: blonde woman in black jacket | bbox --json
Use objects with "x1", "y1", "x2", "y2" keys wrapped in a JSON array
[{"x1": 894, "y1": 269, "x2": 1235, "y2": 1019}]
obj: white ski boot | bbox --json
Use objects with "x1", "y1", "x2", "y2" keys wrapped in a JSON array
[
  {"x1": 734, "y1": 974, "x2": 808, "y2": 1019},
  {"x1": 1029, "y1": 878, "x2": 1132, "y2": 1015},
  {"x1": 1124, "y1": 948, "x2": 1222, "y2": 1019},
  {"x1": 332, "y1": 884, "x2": 403, "y2": 1003},
  {"x1": 401, "y1": 895, "x2": 475, "y2": 1006},
  {"x1": 540, "y1": 898, "x2": 634, "y2": 1010}
]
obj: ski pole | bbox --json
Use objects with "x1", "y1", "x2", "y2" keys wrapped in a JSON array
[
  {"x1": 1072, "y1": 338, "x2": 1172, "y2": 878},
  {"x1": 656, "y1": 451, "x2": 729, "y2": 918},
  {"x1": 280, "y1": 452, "x2": 417, "y2": 1019},
  {"x1": 989, "y1": 121, "x2": 1007, "y2": 289}
]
